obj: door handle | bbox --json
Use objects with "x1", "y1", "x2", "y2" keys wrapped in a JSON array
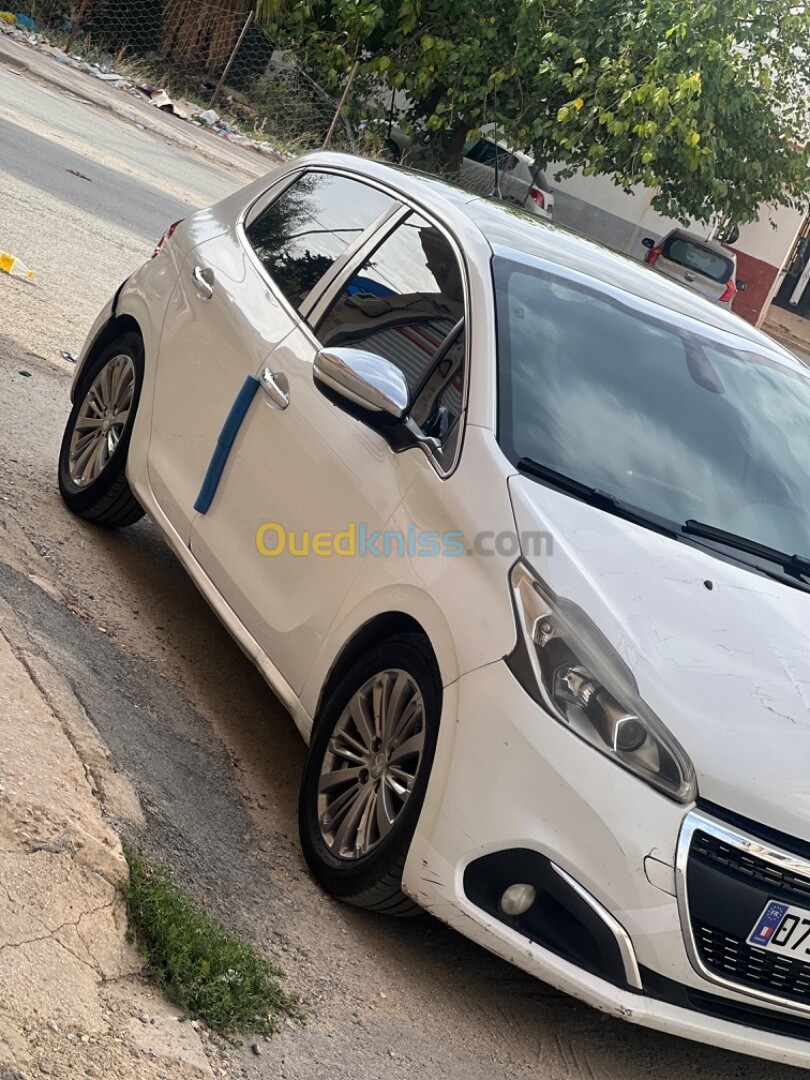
[
  {"x1": 192, "y1": 265, "x2": 214, "y2": 299},
  {"x1": 260, "y1": 368, "x2": 289, "y2": 409}
]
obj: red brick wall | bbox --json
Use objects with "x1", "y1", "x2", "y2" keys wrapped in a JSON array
[{"x1": 729, "y1": 249, "x2": 780, "y2": 325}]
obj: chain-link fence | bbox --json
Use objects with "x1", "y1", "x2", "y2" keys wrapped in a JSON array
[
  {"x1": 6, "y1": 1, "x2": 538, "y2": 200},
  {"x1": 11, "y1": 0, "x2": 359, "y2": 153}
]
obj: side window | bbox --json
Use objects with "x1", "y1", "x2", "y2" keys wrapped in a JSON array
[
  {"x1": 317, "y1": 213, "x2": 466, "y2": 453},
  {"x1": 245, "y1": 172, "x2": 395, "y2": 314},
  {"x1": 464, "y1": 138, "x2": 516, "y2": 173}
]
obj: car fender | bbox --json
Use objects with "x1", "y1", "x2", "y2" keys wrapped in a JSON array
[{"x1": 69, "y1": 287, "x2": 122, "y2": 401}]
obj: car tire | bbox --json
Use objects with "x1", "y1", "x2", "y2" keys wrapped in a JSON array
[
  {"x1": 58, "y1": 332, "x2": 145, "y2": 528},
  {"x1": 299, "y1": 634, "x2": 441, "y2": 916}
]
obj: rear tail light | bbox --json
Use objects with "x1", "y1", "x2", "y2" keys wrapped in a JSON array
[
  {"x1": 152, "y1": 220, "x2": 184, "y2": 259},
  {"x1": 718, "y1": 279, "x2": 737, "y2": 303},
  {"x1": 645, "y1": 246, "x2": 663, "y2": 267},
  {"x1": 529, "y1": 186, "x2": 546, "y2": 209}
]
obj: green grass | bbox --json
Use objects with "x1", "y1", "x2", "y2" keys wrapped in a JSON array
[{"x1": 124, "y1": 847, "x2": 302, "y2": 1036}]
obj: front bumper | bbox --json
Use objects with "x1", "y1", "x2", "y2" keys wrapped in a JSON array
[{"x1": 402, "y1": 660, "x2": 810, "y2": 1067}]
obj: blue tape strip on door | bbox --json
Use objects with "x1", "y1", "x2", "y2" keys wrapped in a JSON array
[{"x1": 193, "y1": 374, "x2": 261, "y2": 514}]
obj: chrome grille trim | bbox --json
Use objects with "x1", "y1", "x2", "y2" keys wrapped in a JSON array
[{"x1": 677, "y1": 810, "x2": 810, "y2": 1018}]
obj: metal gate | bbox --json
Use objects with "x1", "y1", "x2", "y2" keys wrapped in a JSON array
[{"x1": 773, "y1": 212, "x2": 810, "y2": 316}]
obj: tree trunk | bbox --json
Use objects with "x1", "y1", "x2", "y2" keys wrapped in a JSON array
[
  {"x1": 442, "y1": 122, "x2": 471, "y2": 174},
  {"x1": 162, "y1": 0, "x2": 251, "y2": 72}
]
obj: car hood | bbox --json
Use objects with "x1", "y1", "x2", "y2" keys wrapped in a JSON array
[{"x1": 509, "y1": 475, "x2": 810, "y2": 842}]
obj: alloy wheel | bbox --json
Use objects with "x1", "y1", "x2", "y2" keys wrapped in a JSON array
[
  {"x1": 68, "y1": 353, "x2": 135, "y2": 488},
  {"x1": 317, "y1": 669, "x2": 426, "y2": 860}
]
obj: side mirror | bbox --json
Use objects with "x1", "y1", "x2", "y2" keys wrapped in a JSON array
[
  {"x1": 641, "y1": 237, "x2": 655, "y2": 249},
  {"x1": 736, "y1": 280, "x2": 747, "y2": 292},
  {"x1": 313, "y1": 347, "x2": 409, "y2": 422}
]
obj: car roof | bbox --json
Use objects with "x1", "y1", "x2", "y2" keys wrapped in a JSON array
[{"x1": 301, "y1": 152, "x2": 797, "y2": 366}]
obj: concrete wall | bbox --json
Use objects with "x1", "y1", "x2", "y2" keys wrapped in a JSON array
[{"x1": 548, "y1": 168, "x2": 708, "y2": 261}]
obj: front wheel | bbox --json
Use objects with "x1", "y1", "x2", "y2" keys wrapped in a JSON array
[
  {"x1": 58, "y1": 332, "x2": 145, "y2": 528},
  {"x1": 299, "y1": 634, "x2": 441, "y2": 915}
]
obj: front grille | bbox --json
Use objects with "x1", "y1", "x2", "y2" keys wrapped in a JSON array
[
  {"x1": 686, "y1": 816, "x2": 810, "y2": 1009},
  {"x1": 693, "y1": 830, "x2": 810, "y2": 906},
  {"x1": 695, "y1": 921, "x2": 810, "y2": 1006}
]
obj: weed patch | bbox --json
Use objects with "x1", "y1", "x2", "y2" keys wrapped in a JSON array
[{"x1": 124, "y1": 847, "x2": 301, "y2": 1035}]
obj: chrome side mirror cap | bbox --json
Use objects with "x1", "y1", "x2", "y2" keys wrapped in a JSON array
[{"x1": 313, "y1": 347, "x2": 409, "y2": 421}]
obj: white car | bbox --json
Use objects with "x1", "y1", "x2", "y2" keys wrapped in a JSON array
[
  {"x1": 460, "y1": 127, "x2": 555, "y2": 217},
  {"x1": 60, "y1": 152, "x2": 810, "y2": 1069}
]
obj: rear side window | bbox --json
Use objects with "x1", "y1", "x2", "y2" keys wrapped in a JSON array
[
  {"x1": 317, "y1": 213, "x2": 466, "y2": 454},
  {"x1": 663, "y1": 236, "x2": 733, "y2": 283},
  {"x1": 245, "y1": 172, "x2": 395, "y2": 313},
  {"x1": 464, "y1": 138, "x2": 517, "y2": 173}
]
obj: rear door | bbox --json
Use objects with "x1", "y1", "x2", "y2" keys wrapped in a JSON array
[
  {"x1": 147, "y1": 169, "x2": 396, "y2": 540},
  {"x1": 657, "y1": 235, "x2": 734, "y2": 303}
]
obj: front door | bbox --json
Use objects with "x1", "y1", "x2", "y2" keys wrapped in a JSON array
[{"x1": 190, "y1": 210, "x2": 468, "y2": 694}]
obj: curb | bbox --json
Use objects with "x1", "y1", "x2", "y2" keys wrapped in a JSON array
[{"x1": 762, "y1": 323, "x2": 810, "y2": 364}]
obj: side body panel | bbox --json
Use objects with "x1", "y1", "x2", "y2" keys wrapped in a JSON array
[{"x1": 147, "y1": 230, "x2": 296, "y2": 541}]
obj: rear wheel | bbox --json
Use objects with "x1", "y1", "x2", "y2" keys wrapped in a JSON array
[
  {"x1": 58, "y1": 332, "x2": 145, "y2": 527},
  {"x1": 299, "y1": 634, "x2": 440, "y2": 915}
]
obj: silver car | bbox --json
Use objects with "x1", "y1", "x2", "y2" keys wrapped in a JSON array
[
  {"x1": 459, "y1": 129, "x2": 555, "y2": 218},
  {"x1": 642, "y1": 228, "x2": 746, "y2": 309}
]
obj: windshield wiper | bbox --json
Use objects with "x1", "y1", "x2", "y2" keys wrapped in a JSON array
[
  {"x1": 683, "y1": 520, "x2": 810, "y2": 580},
  {"x1": 516, "y1": 458, "x2": 680, "y2": 537},
  {"x1": 516, "y1": 459, "x2": 810, "y2": 588}
]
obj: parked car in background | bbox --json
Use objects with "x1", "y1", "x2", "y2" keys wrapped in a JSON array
[
  {"x1": 374, "y1": 121, "x2": 554, "y2": 218},
  {"x1": 60, "y1": 152, "x2": 810, "y2": 1070},
  {"x1": 460, "y1": 126, "x2": 554, "y2": 217},
  {"x1": 642, "y1": 228, "x2": 745, "y2": 309}
]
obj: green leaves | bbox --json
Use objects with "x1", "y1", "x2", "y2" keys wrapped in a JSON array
[{"x1": 263, "y1": 0, "x2": 810, "y2": 224}]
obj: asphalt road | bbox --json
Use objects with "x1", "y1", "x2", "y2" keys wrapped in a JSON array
[{"x1": 0, "y1": 57, "x2": 803, "y2": 1080}]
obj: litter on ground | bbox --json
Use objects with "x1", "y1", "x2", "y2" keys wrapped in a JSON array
[{"x1": 0, "y1": 250, "x2": 36, "y2": 283}]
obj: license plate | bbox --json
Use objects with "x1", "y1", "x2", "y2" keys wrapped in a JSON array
[{"x1": 747, "y1": 899, "x2": 810, "y2": 958}]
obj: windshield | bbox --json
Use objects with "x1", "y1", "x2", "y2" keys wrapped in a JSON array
[
  {"x1": 662, "y1": 235, "x2": 733, "y2": 283},
  {"x1": 494, "y1": 257, "x2": 810, "y2": 558}
]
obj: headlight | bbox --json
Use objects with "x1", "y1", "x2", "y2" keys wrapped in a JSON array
[{"x1": 508, "y1": 562, "x2": 696, "y2": 803}]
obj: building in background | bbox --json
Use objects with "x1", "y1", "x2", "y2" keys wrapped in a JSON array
[{"x1": 550, "y1": 168, "x2": 808, "y2": 332}]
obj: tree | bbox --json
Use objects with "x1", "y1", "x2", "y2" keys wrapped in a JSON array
[
  {"x1": 265, "y1": 0, "x2": 810, "y2": 224},
  {"x1": 160, "y1": 0, "x2": 287, "y2": 71},
  {"x1": 162, "y1": 0, "x2": 251, "y2": 68}
]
